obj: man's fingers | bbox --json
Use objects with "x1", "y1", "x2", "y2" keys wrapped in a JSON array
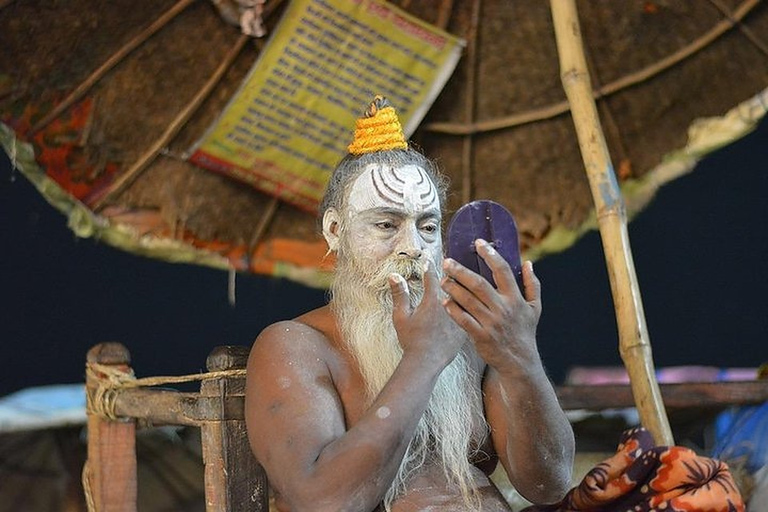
[
  {"x1": 474, "y1": 239, "x2": 517, "y2": 296},
  {"x1": 421, "y1": 259, "x2": 439, "y2": 302},
  {"x1": 441, "y1": 273, "x2": 492, "y2": 324},
  {"x1": 389, "y1": 273, "x2": 411, "y2": 319},
  {"x1": 442, "y1": 257, "x2": 498, "y2": 310},
  {"x1": 522, "y1": 261, "x2": 542, "y2": 309},
  {"x1": 442, "y1": 298, "x2": 485, "y2": 343}
]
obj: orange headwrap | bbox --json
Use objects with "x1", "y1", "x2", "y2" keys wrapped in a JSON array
[{"x1": 347, "y1": 95, "x2": 408, "y2": 155}]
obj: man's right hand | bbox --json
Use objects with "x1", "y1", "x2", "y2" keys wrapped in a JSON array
[{"x1": 389, "y1": 260, "x2": 466, "y2": 369}]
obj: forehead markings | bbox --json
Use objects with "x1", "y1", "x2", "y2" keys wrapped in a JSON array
[
  {"x1": 411, "y1": 167, "x2": 435, "y2": 200},
  {"x1": 369, "y1": 166, "x2": 437, "y2": 211}
]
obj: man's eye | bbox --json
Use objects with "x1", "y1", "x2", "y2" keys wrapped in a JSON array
[
  {"x1": 421, "y1": 224, "x2": 437, "y2": 233},
  {"x1": 376, "y1": 221, "x2": 395, "y2": 230}
]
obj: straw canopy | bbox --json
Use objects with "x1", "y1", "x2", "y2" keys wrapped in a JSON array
[{"x1": 1, "y1": 0, "x2": 767, "y2": 287}]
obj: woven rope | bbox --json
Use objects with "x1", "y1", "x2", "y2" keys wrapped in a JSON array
[
  {"x1": 85, "y1": 362, "x2": 247, "y2": 420},
  {"x1": 347, "y1": 96, "x2": 407, "y2": 155},
  {"x1": 82, "y1": 461, "x2": 96, "y2": 512}
]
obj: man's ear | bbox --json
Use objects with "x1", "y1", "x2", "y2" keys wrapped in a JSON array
[{"x1": 322, "y1": 207, "x2": 341, "y2": 252}]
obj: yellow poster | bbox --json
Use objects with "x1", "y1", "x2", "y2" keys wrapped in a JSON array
[{"x1": 190, "y1": 0, "x2": 464, "y2": 212}]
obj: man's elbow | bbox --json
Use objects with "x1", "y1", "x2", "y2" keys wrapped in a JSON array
[
  {"x1": 519, "y1": 465, "x2": 573, "y2": 505},
  {"x1": 536, "y1": 476, "x2": 572, "y2": 504},
  {"x1": 533, "y1": 430, "x2": 575, "y2": 503}
]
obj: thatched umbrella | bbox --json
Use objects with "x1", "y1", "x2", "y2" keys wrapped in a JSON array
[
  {"x1": 2, "y1": 0, "x2": 766, "y2": 289},
  {"x1": 3, "y1": 0, "x2": 768, "y2": 447},
  {"x1": 2, "y1": 0, "x2": 768, "y2": 498}
]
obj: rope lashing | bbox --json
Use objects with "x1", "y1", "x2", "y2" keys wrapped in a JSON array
[{"x1": 85, "y1": 362, "x2": 247, "y2": 420}]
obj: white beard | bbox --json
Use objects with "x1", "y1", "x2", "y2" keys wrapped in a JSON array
[{"x1": 331, "y1": 244, "x2": 488, "y2": 510}]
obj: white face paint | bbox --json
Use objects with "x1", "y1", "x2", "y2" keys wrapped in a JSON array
[
  {"x1": 346, "y1": 164, "x2": 439, "y2": 216},
  {"x1": 337, "y1": 164, "x2": 443, "y2": 275}
]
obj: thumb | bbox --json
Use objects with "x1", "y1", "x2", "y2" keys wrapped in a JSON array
[
  {"x1": 389, "y1": 273, "x2": 411, "y2": 321},
  {"x1": 522, "y1": 261, "x2": 542, "y2": 310}
]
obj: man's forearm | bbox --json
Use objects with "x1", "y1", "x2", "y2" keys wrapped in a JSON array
[
  {"x1": 293, "y1": 355, "x2": 442, "y2": 512},
  {"x1": 487, "y1": 364, "x2": 574, "y2": 504}
]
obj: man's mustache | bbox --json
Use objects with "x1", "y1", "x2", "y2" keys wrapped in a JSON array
[{"x1": 365, "y1": 256, "x2": 428, "y2": 293}]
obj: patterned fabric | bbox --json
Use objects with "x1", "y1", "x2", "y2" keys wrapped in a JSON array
[{"x1": 524, "y1": 427, "x2": 745, "y2": 512}]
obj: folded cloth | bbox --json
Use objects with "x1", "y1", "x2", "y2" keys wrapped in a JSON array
[{"x1": 523, "y1": 427, "x2": 744, "y2": 512}]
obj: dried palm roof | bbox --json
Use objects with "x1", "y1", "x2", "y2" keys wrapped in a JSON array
[{"x1": 1, "y1": 0, "x2": 767, "y2": 287}]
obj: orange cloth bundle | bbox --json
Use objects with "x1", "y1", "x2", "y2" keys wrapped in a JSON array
[{"x1": 524, "y1": 427, "x2": 745, "y2": 512}]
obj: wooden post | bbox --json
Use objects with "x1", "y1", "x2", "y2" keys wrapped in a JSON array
[
  {"x1": 85, "y1": 342, "x2": 137, "y2": 512},
  {"x1": 200, "y1": 346, "x2": 269, "y2": 512},
  {"x1": 550, "y1": 0, "x2": 674, "y2": 445}
]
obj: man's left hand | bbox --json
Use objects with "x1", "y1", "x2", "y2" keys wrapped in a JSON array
[{"x1": 440, "y1": 238, "x2": 542, "y2": 373}]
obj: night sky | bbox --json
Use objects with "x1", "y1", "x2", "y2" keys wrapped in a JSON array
[{"x1": 1, "y1": 117, "x2": 767, "y2": 396}]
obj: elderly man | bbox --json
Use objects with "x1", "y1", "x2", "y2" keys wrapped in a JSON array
[{"x1": 245, "y1": 98, "x2": 574, "y2": 512}]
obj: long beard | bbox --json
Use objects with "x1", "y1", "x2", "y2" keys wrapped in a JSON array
[{"x1": 331, "y1": 248, "x2": 488, "y2": 510}]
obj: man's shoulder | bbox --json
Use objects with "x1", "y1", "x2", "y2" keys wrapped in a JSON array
[{"x1": 250, "y1": 306, "x2": 337, "y2": 358}]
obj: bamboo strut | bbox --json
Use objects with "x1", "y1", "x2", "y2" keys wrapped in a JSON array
[
  {"x1": 707, "y1": 0, "x2": 768, "y2": 56},
  {"x1": 426, "y1": 0, "x2": 762, "y2": 136},
  {"x1": 91, "y1": 34, "x2": 250, "y2": 211},
  {"x1": 29, "y1": 0, "x2": 198, "y2": 135},
  {"x1": 247, "y1": 196, "x2": 280, "y2": 262},
  {"x1": 88, "y1": 0, "x2": 285, "y2": 212},
  {"x1": 550, "y1": 0, "x2": 673, "y2": 445},
  {"x1": 435, "y1": 0, "x2": 454, "y2": 30}
]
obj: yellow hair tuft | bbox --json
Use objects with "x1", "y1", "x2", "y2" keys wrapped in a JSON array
[{"x1": 347, "y1": 96, "x2": 408, "y2": 155}]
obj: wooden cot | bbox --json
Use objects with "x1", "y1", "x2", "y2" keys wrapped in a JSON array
[{"x1": 84, "y1": 341, "x2": 768, "y2": 512}]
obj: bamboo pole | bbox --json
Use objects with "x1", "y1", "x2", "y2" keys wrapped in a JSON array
[
  {"x1": 435, "y1": 0, "x2": 454, "y2": 29},
  {"x1": 247, "y1": 197, "x2": 279, "y2": 260},
  {"x1": 461, "y1": 0, "x2": 482, "y2": 203},
  {"x1": 550, "y1": 0, "x2": 674, "y2": 446}
]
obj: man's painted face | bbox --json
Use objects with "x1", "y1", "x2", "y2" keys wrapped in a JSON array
[{"x1": 340, "y1": 163, "x2": 443, "y2": 279}]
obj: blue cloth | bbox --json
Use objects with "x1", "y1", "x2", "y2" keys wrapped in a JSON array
[
  {"x1": 712, "y1": 401, "x2": 768, "y2": 473},
  {"x1": 0, "y1": 384, "x2": 85, "y2": 433}
]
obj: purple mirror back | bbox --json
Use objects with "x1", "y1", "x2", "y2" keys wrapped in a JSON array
[{"x1": 446, "y1": 200, "x2": 523, "y2": 290}]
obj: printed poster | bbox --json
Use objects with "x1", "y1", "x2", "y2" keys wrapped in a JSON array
[{"x1": 190, "y1": 0, "x2": 464, "y2": 212}]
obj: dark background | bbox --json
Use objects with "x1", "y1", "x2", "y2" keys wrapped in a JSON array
[{"x1": 2, "y1": 118, "x2": 767, "y2": 396}]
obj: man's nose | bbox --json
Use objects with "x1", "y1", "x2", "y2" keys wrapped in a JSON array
[
  {"x1": 398, "y1": 248, "x2": 423, "y2": 259},
  {"x1": 396, "y1": 224, "x2": 423, "y2": 259}
]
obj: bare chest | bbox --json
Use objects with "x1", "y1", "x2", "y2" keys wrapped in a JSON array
[{"x1": 386, "y1": 465, "x2": 513, "y2": 512}]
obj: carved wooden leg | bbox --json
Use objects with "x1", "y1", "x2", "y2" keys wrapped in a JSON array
[{"x1": 200, "y1": 346, "x2": 269, "y2": 512}]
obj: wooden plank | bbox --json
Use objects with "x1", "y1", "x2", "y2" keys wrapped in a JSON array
[
  {"x1": 200, "y1": 346, "x2": 269, "y2": 512},
  {"x1": 112, "y1": 389, "x2": 244, "y2": 425},
  {"x1": 110, "y1": 378, "x2": 768, "y2": 423},
  {"x1": 85, "y1": 343, "x2": 137, "y2": 512},
  {"x1": 557, "y1": 380, "x2": 768, "y2": 411}
]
